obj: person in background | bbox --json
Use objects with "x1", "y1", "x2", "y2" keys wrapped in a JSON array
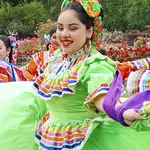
[
  {"x1": 0, "y1": 35, "x2": 12, "y2": 62},
  {"x1": 0, "y1": 35, "x2": 26, "y2": 82},
  {"x1": 8, "y1": 35, "x2": 18, "y2": 64},
  {"x1": 44, "y1": 23, "x2": 60, "y2": 52},
  {"x1": 22, "y1": 23, "x2": 60, "y2": 80}
]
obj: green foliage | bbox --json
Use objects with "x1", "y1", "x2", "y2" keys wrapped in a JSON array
[
  {"x1": 0, "y1": 3, "x2": 12, "y2": 34},
  {"x1": 35, "y1": 19, "x2": 54, "y2": 45},
  {"x1": 43, "y1": 0, "x2": 63, "y2": 21},
  {"x1": 101, "y1": 0, "x2": 150, "y2": 31},
  {"x1": 102, "y1": 0, "x2": 128, "y2": 31},
  {"x1": 126, "y1": 0, "x2": 150, "y2": 30},
  {"x1": 0, "y1": 0, "x2": 149, "y2": 36},
  {"x1": 7, "y1": 2, "x2": 48, "y2": 36},
  {"x1": 13, "y1": 2, "x2": 47, "y2": 34}
]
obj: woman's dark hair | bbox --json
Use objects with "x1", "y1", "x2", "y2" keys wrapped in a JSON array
[
  {"x1": 61, "y1": 2, "x2": 94, "y2": 29},
  {"x1": 46, "y1": 24, "x2": 57, "y2": 50},
  {"x1": 0, "y1": 35, "x2": 11, "y2": 48},
  {"x1": 99, "y1": 49, "x2": 106, "y2": 55},
  {"x1": 0, "y1": 35, "x2": 13, "y2": 63},
  {"x1": 49, "y1": 23, "x2": 57, "y2": 36}
]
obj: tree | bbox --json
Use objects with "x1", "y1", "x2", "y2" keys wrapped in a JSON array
[
  {"x1": 0, "y1": 3, "x2": 12, "y2": 34},
  {"x1": 126, "y1": 0, "x2": 150, "y2": 30},
  {"x1": 101, "y1": 0, "x2": 150, "y2": 31},
  {"x1": 6, "y1": 2, "x2": 48, "y2": 37},
  {"x1": 101, "y1": 0, "x2": 128, "y2": 31},
  {"x1": 43, "y1": 0, "x2": 63, "y2": 21}
]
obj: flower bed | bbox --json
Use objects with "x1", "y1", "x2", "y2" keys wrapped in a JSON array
[
  {"x1": 101, "y1": 37, "x2": 150, "y2": 62},
  {"x1": 17, "y1": 37, "x2": 42, "y2": 66},
  {"x1": 16, "y1": 35, "x2": 150, "y2": 66}
]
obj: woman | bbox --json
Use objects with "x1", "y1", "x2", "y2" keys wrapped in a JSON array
[
  {"x1": 44, "y1": 23, "x2": 60, "y2": 52},
  {"x1": 0, "y1": 35, "x2": 26, "y2": 82},
  {"x1": 22, "y1": 24, "x2": 60, "y2": 80},
  {"x1": 0, "y1": 35, "x2": 12, "y2": 62},
  {"x1": 33, "y1": 1, "x2": 150, "y2": 150}
]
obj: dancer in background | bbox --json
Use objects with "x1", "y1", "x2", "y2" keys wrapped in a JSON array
[
  {"x1": 0, "y1": 35, "x2": 26, "y2": 82},
  {"x1": 22, "y1": 23, "x2": 60, "y2": 80}
]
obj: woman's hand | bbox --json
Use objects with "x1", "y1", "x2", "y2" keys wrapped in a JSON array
[
  {"x1": 94, "y1": 95, "x2": 143, "y2": 126},
  {"x1": 123, "y1": 109, "x2": 143, "y2": 125},
  {"x1": 94, "y1": 94, "x2": 106, "y2": 112}
]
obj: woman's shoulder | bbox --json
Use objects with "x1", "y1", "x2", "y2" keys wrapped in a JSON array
[{"x1": 86, "y1": 47, "x2": 116, "y2": 69}]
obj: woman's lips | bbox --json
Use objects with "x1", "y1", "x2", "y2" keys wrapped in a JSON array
[{"x1": 61, "y1": 40, "x2": 73, "y2": 47}]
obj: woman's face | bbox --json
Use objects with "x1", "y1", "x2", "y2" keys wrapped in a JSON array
[
  {"x1": 50, "y1": 32, "x2": 59, "y2": 50},
  {"x1": 0, "y1": 40, "x2": 10, "y2": 60},
  {"x1": 56, "y1": 9, "x2": 93, "y2": 55}
]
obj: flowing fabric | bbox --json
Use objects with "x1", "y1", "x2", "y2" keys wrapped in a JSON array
[
  {"x1": 0, "y1": 59, "x2": 26, "y2": 82},
  {"x1": 22, "y1": 50, "x2": 54, "y2": 80},
  {"x1": 33, "y1": 47, "x2": 150, "y2": 149},
  {"x1": 0, "y1": 82, "x2": 47, "y2": 150}
]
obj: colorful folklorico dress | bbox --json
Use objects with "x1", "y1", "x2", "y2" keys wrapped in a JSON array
[
  {"x1": 117, "y1": 57, "x2": 150, "y2": 80},
  {"x1": 22, "y1": 46, "x2": 55, "y2": 81},
  {"x1": 126, "y1": 69, "x2": 150, "y2": 96},
  {"x1": 117, "y1": 58, "x2": 150, "y2": 96},
  {"x1": 0, "y1": 59, "x2": 26, "y2": 82},
  {"x1": 33, "y1": 45, "x2": 150, "y2": 150}
]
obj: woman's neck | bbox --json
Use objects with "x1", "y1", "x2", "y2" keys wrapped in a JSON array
[{"x1": 62, "y1": 40, "x2": 92, "y2": 59}]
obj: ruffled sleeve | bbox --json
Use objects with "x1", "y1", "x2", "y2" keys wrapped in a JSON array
[
  {"x1": 0, "y1": 60, "x2": 26, "y2": 82},
  {"x1": 117, "y1": 58, "x2": 150, "y2": 80},
  {"x1": 22, "y1": 52, "x2": 42, "y2": 80},
  {"x1": 82, "y1": 53, "x2": 116, "y2": 111}
]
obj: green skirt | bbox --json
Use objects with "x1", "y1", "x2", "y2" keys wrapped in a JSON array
[{"x1": 83, "y1": 120, "x2": 150, "y2": 150}]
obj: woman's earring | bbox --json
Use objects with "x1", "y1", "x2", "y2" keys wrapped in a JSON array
[
  {"x1": 4, "y1": 55, "x2": 9, "y2": 62},
  {"x1": 83, "y1": 39, "x2": 91, "y2": 53},
  {"x1": 86, "y1": 39, "x2": 91, "y2": 48}
]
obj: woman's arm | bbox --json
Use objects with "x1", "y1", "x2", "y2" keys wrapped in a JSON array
[{"x1": 94, "y1": 94, "x2": 142, "y2": 125}]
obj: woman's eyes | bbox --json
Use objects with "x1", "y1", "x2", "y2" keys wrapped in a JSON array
[
  {"x1": 52, "y1": 35, "x2": 56, "y2": 39},
  {"x1": 69, "y1": 27, "x2": 78, "y2": 31},
  {"x1": 53, "y1": 36, "x2": 56, "y2": 39},
  {"x1": 57, "y1": 27, "x2": 63, "y2": 31},
  {"x1": 57, "y1": 27, "x2": 64, "y2": 31},
  {"x1": 57, "y1": 26, "x2": 78, "y2": 31}
]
